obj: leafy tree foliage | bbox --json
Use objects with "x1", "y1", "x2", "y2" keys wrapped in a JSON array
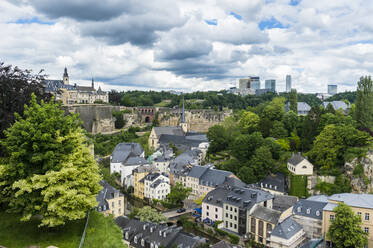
[
  {"x1": 239, "y1": 111, "x2": 260, "y2": 133},
  {"x1": 355, "y1": 76, "x2": 373, "y2": 132},
  {"x1": 283, "y1": 111, "x2": 299, "y2": 134},
  {"x1": 0, "y1": 95, "x2": 101, "y2": 227},
  {"x1": 327, "y1": 203, "x2": 368, "y2": 248},
  {"x1": 0, "y1": 62, "x2": 50, "y2": 140},
  {"x1": 112, "y1": 111, "x2": 125, "y2": 129},
  {"x1": 270, "y1": 121, "x2": 288, "y2": 139},
  {"x1": 289, "y1": 89, "x2": 298, "y2": 113},
  {"x1": 136, "y1": 206, "x2": 167, "y2": 223},
  {"x1": 207, "y1": 125, "x2": 231, "y2": 153},
  {"x1": 165, "y1": 182, "x2": 192, "y2": 207}
]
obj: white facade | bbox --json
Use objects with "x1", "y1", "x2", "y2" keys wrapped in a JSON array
[
  {"x1": 202, "y1": 202, "x2": 223, "y2": 222},
  {"x1": 270, "y1": 229, "x2": 306, "y2": 248},
  {"x1": 287, "y1": 159, "x2": 313, "y2": 176},
  {"x1": 152, "y1": 161, "x2": 170, "y2": 175},
  {"x1": 144, "y1": 175, "x2": 170, "y2": 200}
]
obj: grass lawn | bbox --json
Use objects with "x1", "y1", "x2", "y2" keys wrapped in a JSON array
[
  {"x1": 289, "y1": 174, "x2": 308, "y2": 198},
  {"x1": 0, "y1": 211, "x2": 126, "y2": 248}
]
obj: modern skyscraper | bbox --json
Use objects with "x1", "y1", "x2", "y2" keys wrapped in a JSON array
[
  {"x1": 286, "y1": 75, "x2": 291, "y2": 92},
  {"x1": 265, "y1": 79, "x2": 276, "y2": 92},
  {"x1": 239, "y1": 78, "x2": 251, "y2": 89},
  {"x1": 249, "y1": 76, "x2": 260, "y2": 90},
  {"x1": 328, "y1": 84, "x2": 337, "y2": 95}
]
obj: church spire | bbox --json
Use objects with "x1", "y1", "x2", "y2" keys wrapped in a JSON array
[
  {"x1": 181, "y1": 97, "x2": 186, "y2": 123},
  {"x1": 63, "y1": 67, "x2": 68, "y2": 77},
  {"x1": 91, "y1": 77, "x2": 94, "y2": 89}
]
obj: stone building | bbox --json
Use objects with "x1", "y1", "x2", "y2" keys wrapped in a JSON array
[{"x1": 43, "y1": 67, "x2": 108, "y2": 105}]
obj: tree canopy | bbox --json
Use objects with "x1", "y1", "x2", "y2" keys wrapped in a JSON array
[
  {"x1": 0, "y1": 94, "x2": 101, "y2": 227},
  {"x1": 355, "y1": 76, "x2": 373, "y2": 132},
  {"x1": 327, "y1": 203, "x2": 368, "y2": 248},
  {"x1": 136, "y1": 206, "x2": 167, "y2": 223}
]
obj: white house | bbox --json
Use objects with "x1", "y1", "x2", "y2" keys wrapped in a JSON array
[
  {"x1": 143, "y1": 173, "x2": 170, "y2": 200},
  {"x1": 287, "y1": 153, "x2": 314, "y2": 176},
  {"x1": 152, "y1": 156, "x2": 170, "y2": 175},
  {"x1": 110, "y1": 143, "x2": 147, "y2": 186}
]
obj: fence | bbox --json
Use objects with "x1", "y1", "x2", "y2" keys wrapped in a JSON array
[{"x1": 78, "y1": 211, "x2": 90, "y2": 248}]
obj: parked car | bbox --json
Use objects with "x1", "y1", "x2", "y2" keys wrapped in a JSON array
[{"x1": 177, "y1": 208, "x2": 186, "y2": 213}]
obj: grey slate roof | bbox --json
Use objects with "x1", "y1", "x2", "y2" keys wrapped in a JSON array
[
  {"x1": 322, "y1": 101, "x2": 350, "y2": 111},
  {"x1": 154, "y1": 126, "x2": 184, "y2": 138},
  {"x1": 115, "y1": 216, "x2": 205, "y2": 248},
  {"x1": 328, "y1": 193, "x2": 373, "y2": 209},
  {"x1": 288, "y1": 153, "x2": 306, "y2": 166},
  {"x1": 111, "y1": 143, "x2": 144, "y2": 163},
  {"x1": 211, "y1": 240, "x2": 242, "y2": 248},
  {"x1": 203, "y1": 184, "x2": 273, "y2": 210},
  {"x1": 187, "y1": 165, "x2": 233, "y2": 187},
  {"x1": 251, "y1": 205, "x2": 281, "y2": 224},
  {"x1": 43, "y1": 79, "x2": 76, "y2": 92},
  {"x1": 306, "y1": 195, "x2": 328, "y2": 203},
  {"x1": 159, "y1": 134, "x2": 204, "y2": 148},
  {"x1": 125, "y1": 157, "x2": 149, "y2": 166},
  {"x1": 271, "y1": 216, "x2": 303, "y2": 240},
  {"x1": 257, "y1": 173, "x2": 287, "y2": 193},
  {"x1": 169, "y1": 150, "x2": 198, "y2": 175},
  {"x1": 273, "y1": 195, "x2": 298, "y2": 212},
  {"x1": 293, "y1": 199, "x2": 327, "y2": 220},
  {"x1": 96, "y1": 180, "x2": 123, "y2": 211},
  {"x1": 150, "y1": 178, "x2": 165, "y2": 188},
  {"x1": 285, "y1": 102, "x2": 311, "y2": 113}
]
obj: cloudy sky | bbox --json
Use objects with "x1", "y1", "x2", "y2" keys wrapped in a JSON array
[{"x1": 1, "y1": 0, "x2": 372, "y2": 93}]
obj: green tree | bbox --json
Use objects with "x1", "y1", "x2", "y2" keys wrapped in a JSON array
[
  {"x1": 136, "y1": 206, "x2": 167, "y2": 223},
  {"x1": 239, "y1": 111, "x2": 260, "y2": 133},
  {"x1": 355, "y1": 76, "x2": 373, "y2": 131},
  {"x1": 112, "y1": 111, "x2": 125, "y2": 129},
  {"x1": 262, "y1": 97, "x2": 285, "y2": 121},
  {"x1": 327, "y1": 203, "x2": 368, "y2": 248},
  {"x1": 230, "y1": 132, "x2": 264, "y2": 162},
  {"x1": 166, "y1": 182, "x2": 192, "y2": 206},
  {"x1": 0, "y1": 94, "x2": 101, "y2": 227},
  {"x1": 289, "y1": 89, "x2": 298, "y2": 113},
  {"x1": 283, "y1": 110, "x2": 299, "y2": 134},
  {"x1": 270, "y1": 121, "x2": 288, "y2": 139},
  {"x1": 207, "y1": 125, "x2": 230, "y2": 153}
]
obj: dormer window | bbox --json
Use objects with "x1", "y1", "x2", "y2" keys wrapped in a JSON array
[
  {"x1": 316, "y1": 211, "x2": 320, "y2": 216},
  {"x1": 297, "y1": 207, "x2": 301, "y2": 213},
  {"x1": 151, "y1": 243, "x2": 154, "y2": 248},
  {"x1": 134, "y1": 236, "x2": 138, "y2": 244},
  {"x1": 125, "y1": 232, "x2": 129, "y2": 240},
  {"x1": 306, "y1": 209, "x2": 310, "y2": 214},
  {"x1": 141, "y1": 239, "x2": 145, "y2": 247}
]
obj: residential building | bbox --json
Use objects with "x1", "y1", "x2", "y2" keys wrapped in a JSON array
[
  {"x1": 110, "y1": 143, "x2": 147, "y2": 186},
  {"x1": 143, "y1": 173, "x2": 170, "y2": 200},
  {"x1": 133, "y1": 165, "x2": 159, "y2": 200},
  {"x1": 285, "y1": 102, "x2": 311, "y2": 116},
  {"x1": 115, "y1": 216, "x2": 206, "y2": 248},
  {"x1": 210, "y1": 240, "x2": 242, "y2": 248},
  {"x1": 322, "y1": 101, "x2": 350, "y2": 112},
  {"x1": 256, "y1": 173, "x2": 288, "y2": 195},
  {"x1": 96, "y1": 180, "x2": 124, "y2": 218},
  {"x1": 202, "y1": 184, "x2": 274, "y2": 235},
  {"x1": 269, "y1": 216, "x2": 306, "y2": 248},
  {"x1": 152, "y1": 156, "x2": 171, "y2": 174},
  {"x1": 286, "y1": 75, "x2": 292, "y2": 93},
  {"x1": 287, "y1": 153, "x2": 314, "y2": 176},
  {"x1": 327, "y1": 85, "x2": 337, "y2": 95},
  {"x1": 43, "y1": 67, "x2": 108, "y2": 105},
  {"x1": 169, "y1": 150, "x2": 201, "y2": 185},
  {"x1": 322, "y1": 193, "x2": 373, "y2": 248},
  {"x1": 265, "y1": 79, "x2": 276, "y2": 92},
  {"x1": 292, "y1": 196, "x2": 328, "y2": 239}
]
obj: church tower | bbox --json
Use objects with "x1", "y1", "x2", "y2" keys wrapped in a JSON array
[
  {"x1": 91, "y1": 77, "x2": 95, "y2": 90},
  {"x1": 180, "y1": 97, "x2": 188, "y2": 133},
  {"x1": 63, "y1": 67, "x2": 69, "y2": 85}
]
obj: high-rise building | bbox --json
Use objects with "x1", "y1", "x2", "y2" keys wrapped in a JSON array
[
  {"x1": 265, "y1": 79, "x2": 276, "y2": 92},
  {"x1": 328, "y1": 84, "x2": 337, "y2": 95},
  {"x1": 249, "y1": 76, "x2": 260, "y2": 90},
  {"x1": 286, "y1": 75, "x2": 291, "y2": 92},
  {"x1": 239, "y1": 78, "x2": 251, "y2": 89}
]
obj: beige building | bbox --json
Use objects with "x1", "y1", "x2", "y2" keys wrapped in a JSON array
[
  {"x1": 43, "y1": 67, "x2": 109, "y2": 105},
  {"x1": 322, "y1": 193, "x2": 373, "y2": 248},
  {"x1": 133, "y1": 165, "x2": 159, "y2": 200},
  {"x1": 287, "y1": 153, "x2": 313, "y2": 176},
  {"x1": 96, "y1": 180, "x2": 124, "y2": 218}
]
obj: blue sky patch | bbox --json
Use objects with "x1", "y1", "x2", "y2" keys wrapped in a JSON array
[
  {"x1": 230, "y1": 12, "x2": 242, "y2": 20},
  {"x1": 205, "y1": 19, "x2": 218, "y2": 26},
  {"x1": 289, "y1": 0, "x2": 301, "y2": 6},
  {"x1": 259, "y1": 17, "x2": 288, "y2": 30},
  {"x1": 13, "y1": 17, "x2": 55, "y2": 25}
]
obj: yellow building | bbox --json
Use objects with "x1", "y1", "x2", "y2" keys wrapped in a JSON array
[
  {"x1": 133, "y1": 165, "x2": 159, "y2": 200},
  {"x1": 96, "y1": 180, "x2": 124, "y2": 218},
  {"x1": 322, "y1": 193, "x2": 373, "y2": 247}
]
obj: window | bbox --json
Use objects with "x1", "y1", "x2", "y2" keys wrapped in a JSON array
[
  {"x1": 234, "y1": 224, "x2": 237, "y2": 229},
  {"x1": 234, "y1": 208, "x2": 237, "y2": 213},
  {"x1": 215, "y1": 214, "x2": 218, "y2": 219},
  {"x1": 207, "y1": 206, "x2": 209, "y2": 210},
  {"x1": 112, "y1": 202, "x2": 114, "y2": 208},
  {"x1": 226, "y1": 213, "x2": 228, "y2": 218},
  {"x1": 230, "y1": 214, "x2": 232, "y2": 219},
  {"x1": 234, "y1": 216, "x2": 237, "y2": 221},
  {"x1": 330, "y1": 215, "x2": 335, "y2": 220},
  {"x1": 215, "y1": 208, "x2": 218, "y2": 212},
  {"x1": 358, "y1": 212, "x2": 362, "y2": 217},
  {"x1": 230, "y1": 222, "x2": 232, "y2": 228},
  {"x1": 258, "y1": 220, "x2": 264, "y2": 237},
  {"x1": 207, "y1": 212, "x2": 209, "y2": 216},
  {"x1": 119, "y1": 200, "x2": 121, "y2": 205},
  {"x1": 266, "y1": 223, "x2": 272, "y2": 236},
  {"x1": 365, "y1": 213, "x2": 370, "y2": 221},
  {"x1": 251, "y1": 218, "x2": 256, "y2": 234},
  {"x1": 364, "y1": 227, "x2": 369, "y2": 233},
  {"x1": 225, "y1": 221, "x2": 228, "y2": 228},
  {"x1": 119, "y1": 208, "x2": 121, "y2": 214},
  {"x1": 264, "y1": 201, "x2": 267, "y2": 207},
  {"x1": 226, "y1": 205, "x2": 228, "y2": 210},
  {"x1": 230, "y1": 207, "x2": 232, "y2": 211}
]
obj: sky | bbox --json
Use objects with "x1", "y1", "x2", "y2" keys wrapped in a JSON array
[{"x1": 1, "y1": 0, "x2": 373, "y2": 93}]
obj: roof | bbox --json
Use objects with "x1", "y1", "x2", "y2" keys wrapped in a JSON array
[
  {"x1": 150, "y1": 178, "x2": 169, "y2": 189},
  {"x1": 273, "y1": 195, "x2": 298, "y2": 212},
  {"x1": 293, "y1": 199, "x2": 327, "y2": 220},
  {"x1": 115, "y1": 216, "x2": 205, "y2": 248},
  {"x1": 307, "y1": 195, "x2": 329, "y2": 203},
  {"x1": 328, "y1": 193, "x2": 373, "y2": 209},
  {"x1": 76, "y1": 85, "x2": 95, "y2": 92},
  {"x1": 96, "y1": 180, "x2": 123, "y2": 210},
  {"x1": 153, "y1": 126, "x2": 184, "y2": 138},
  {"x1": 285, "y1": 102, "x2": 311, "y2": 113},
  {"x1": 271, "y1": 217, "x2": 303, "y2": 240},
  {"x1": 144, "y1": 173, "x2": 161, "y2": 182},
  {"x1": 322, "y1": 101, "x2": 350, "y2": 111},
  {"x1": 124, "y1": 157, "x2": 149, "y2": 166},
  {"x1": 202, "y1": 184, "x2": 273, "y2": 210},
  {"x1": 187, "y1": 165, "x2": 233, "y2": 187},
  {"x1": 288, "y1": 153, "x2": 307, "y2": 166},
  {"x1": 257, "y1": 173, "x2": 287, "y2": 193},
  {"x1": 159, "y1": 134, "x2": 205, "y2": 149},
  {"x1": 43, "y1": 79, "x2": 76, "y2": 92},
  {"x1": 211, "y1": 240, "x2": 242, "y2": 248},
  {"x1": 111, "y1": 143, "x2": 144, "y2": 163},
  {"x1": 251, "y1": 205, "x2": 281, "y2": 224}
]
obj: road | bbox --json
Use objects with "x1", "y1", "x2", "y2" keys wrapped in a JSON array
[{"x1": 162, "y1": 209, "x2": 194, "y2": 219}]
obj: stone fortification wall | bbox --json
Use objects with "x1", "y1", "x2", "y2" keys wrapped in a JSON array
[
  {"x1": 345, "y1": 150, "x2": 373, "y2": 193},
  {"x1": 157, "y1": 108, "x2": 232, "y2": 133},
  {"x1": 63, "y1": 104, "x2": 122, "y2": 134}
]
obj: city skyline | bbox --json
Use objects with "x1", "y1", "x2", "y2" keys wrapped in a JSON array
[{"x1": 1, "y1": 0, "x2": 372, "y2": 93}]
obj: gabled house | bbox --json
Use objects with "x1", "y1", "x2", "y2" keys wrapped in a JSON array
[
  {"x1": 287, "y1": 153, "x2": 314, "y2": 176},
  {"x1": 269, "y1": 216, "x2": 306, "y2": 248},
  {"x1": 115, "y1": 216, "x2": 206, "y2": 248},
  {"x1": 285, "y1": 102, "x2": 311, "y2": 116},
  {"x1": 143, "y1": 173, "x2": 170, "y2": 200},
  {"x1": 256, "y1": 173, "x2": 288, "y2": 195},
  {"x1": 133, "y1": 165, "x2": 159, "y2": 200},
  {"x1": 96, "y1": 180, "x2": 124, "y2": 218},
  {"x1": 322, "y1": 101, "x2": 350, "y2": 113}
]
